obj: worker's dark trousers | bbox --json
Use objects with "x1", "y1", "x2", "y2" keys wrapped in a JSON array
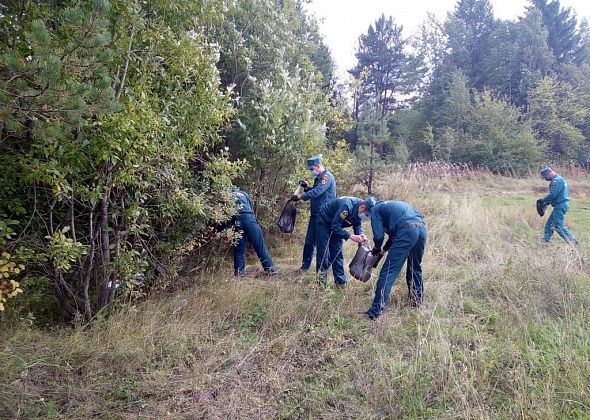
[
  {"x1": 544, "y1": 203, "x2": 576, "y2": 243},
  {"x1": 368, "y1": 224, "x2": 427, "y2": 316},
  {"x1": 233, "y1": 213, "x2": 274, "y2": 275},
  {"x1": 301, "y1": 215, "x2": 318, "y2": 269},
  {"x1": 315, "y1": 221, "x2": 346, "y2": 284}
]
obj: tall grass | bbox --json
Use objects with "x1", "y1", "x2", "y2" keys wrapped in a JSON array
[{"x1": 1, "y1": 171, "x2": 590, "y2": 418}]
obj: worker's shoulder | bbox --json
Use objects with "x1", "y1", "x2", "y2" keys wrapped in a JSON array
[
  {"x1": 551, "y1": 175, "x2": 566, "y2": 186},
  {"x1": 321, "y1": 170, "x2": 335, "y2": 184}
]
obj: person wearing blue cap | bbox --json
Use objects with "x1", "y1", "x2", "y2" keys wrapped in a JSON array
[
  {"x1": 363, "y1": 200, "x2": 427, "y2": 319},
  {"x1": 291, "y1": 156, "x2": 337, "y2": 272},
  {"x1": 314, "y1": 196, "x2": 369, "y2": 286},
  {"x1": 231, "y1": 186, "x2": 278, "y2": 277},
  {"x1": 538, "y1": 167, "x2": 577, "y2": 244}
]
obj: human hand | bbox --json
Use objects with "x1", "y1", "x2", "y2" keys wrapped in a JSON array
[{"x1": 350, "y1": 234, "x2": 364, "y2": 244}]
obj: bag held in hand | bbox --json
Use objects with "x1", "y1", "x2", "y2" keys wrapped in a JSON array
[
  {"x1": 349, "y1": 242, "x2": 382, "y2": 282},
  {"x1": 536, "y1": 199, "x2": 547, "y2": 217},
  {"x1": 277, "y1": 185, "x2": 302, "y2": 234},
  {"x1": 277, "y1": 201, "x2": 297, "y2": 233}
]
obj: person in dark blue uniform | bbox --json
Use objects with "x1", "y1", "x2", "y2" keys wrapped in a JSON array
[
  {"x1": 231, "y1": 186, "x2": 278, "y2": 277},
  {"x1": 315, "y1": 196, "x2": 367, "y2": 286},
  {"x1": 291, "y1": 156, "x2": 337, "y2": 272},
  {"x1": 539, "y1": 167, "x2": 577, "y2": 244},
  {"x1": 364, "y1": 200, "x2": 427, "y2": 319}
]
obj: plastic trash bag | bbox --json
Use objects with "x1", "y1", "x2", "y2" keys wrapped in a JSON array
[
  {"x1": 349, "y1": 242, "x2": 382, "y2": 282},
  {"x1": 277, "y1": 200, "x2": 297, "y2": 233},
  {"x1": 536, "y1": 199, "x2": 547, "y2": 217},
  {"x1": 277, "y1": 186, "x2": 302, "y2": 234}
]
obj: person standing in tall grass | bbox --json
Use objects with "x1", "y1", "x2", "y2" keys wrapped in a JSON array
[
  {"x1": 539, "y1": 167, "x2": 578, "y2": 245},
  {"x1": 291, "y1": 156, "x2": 337, "y2": 273}
]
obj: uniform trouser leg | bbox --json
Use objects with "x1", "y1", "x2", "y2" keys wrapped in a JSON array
[
  {"x1": 551, "y1": 204, "x2": 576, "y2": 243},
  {"x1": 328, "y1": 236, "x2": 346, "y2": 284},
  {"x1": 242, "y1": 215, "x2": 274, "y2": 270},
  {"x1": 544, "y1": 210, "x2": 555, "y2": 241},
  {"x1": 315, "y1": 222, "x2": 332, "y2": 273},
  {"x1": 405, "y1": 226, "x2": 427, "y2": 301},
  {"x1": 369, "y1": 227, "x2": 419, "y2": 316},
  {"x1": 301, "y1": 216, "x2": 317, "y2": 269},
  {"x1": 233, "y1": 226, "x2": 247, "y2": 275}
]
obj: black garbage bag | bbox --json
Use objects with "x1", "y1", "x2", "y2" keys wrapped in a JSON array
[
  {"x1": 277, "y1": 200, "x2": 297, "y2": 233},
  {"x1": 536, "y1": 199, "x2": 547, "y2": 217},
  {"x1": 349, "y1": 242, "x2": 382, "y2": 282}
]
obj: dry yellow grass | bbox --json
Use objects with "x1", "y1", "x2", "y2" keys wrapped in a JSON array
[{"x1": 2, "y1": 171, "x2": 590, "y2": 418}]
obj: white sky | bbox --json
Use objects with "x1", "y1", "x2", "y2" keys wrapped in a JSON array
[{"x1": 305, "y1": 0, "x2": 590, "y2": 79}]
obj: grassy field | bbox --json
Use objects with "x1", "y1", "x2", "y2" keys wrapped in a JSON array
[{"x1": 2, "y1": 172, "x2": 590, "y2": 418}]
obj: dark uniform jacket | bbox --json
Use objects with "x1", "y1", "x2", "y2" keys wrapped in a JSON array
[
  {"x1": 371, "y1": 201, "x2": 424, "y2": 251},
  {"x1": 301, "y1": 169, "x2": 336, "y2": 216},
  {"x1": 318, "y1": 196, "x2": 364, "y2": 240},
  {"x1": 543, "y1": 175, "x2": 569, "y2": 207}
]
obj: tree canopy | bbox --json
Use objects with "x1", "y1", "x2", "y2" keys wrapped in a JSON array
[{"x1": 348, "y1": 0, "x2": 590, "y2": 175}]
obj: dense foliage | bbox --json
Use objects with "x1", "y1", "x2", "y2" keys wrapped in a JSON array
[{"x1": 0, "y1": 0, "x2": 345, "y2": 319}]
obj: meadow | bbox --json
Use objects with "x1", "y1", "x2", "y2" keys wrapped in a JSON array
[{"x1": 2, "y1": 169, "x2": 590, "y2": 419}]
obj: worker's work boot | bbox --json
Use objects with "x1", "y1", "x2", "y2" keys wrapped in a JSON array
[{"x1": 265, "y1": 267, "x2": 279, "y2": 276}]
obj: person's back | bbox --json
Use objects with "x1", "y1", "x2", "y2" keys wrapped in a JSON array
[
  {"x1": 319, "y1": 196, "x2": 362, "y2": 231},
  {"x1": 318, "y1": 196, "x2": 343, "y2": 222},
  {"x1": 372, "y1": 201, "x2": 423, "y2": 234},
  {"x1": 232, "y1": 187, "x2": 254, "y2": 215}
]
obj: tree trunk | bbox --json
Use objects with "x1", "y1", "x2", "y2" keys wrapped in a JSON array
[
  {"x1": 108, "y1": 196, "x2": 126, "y2": 305},
  {"x1": 82, "y1": 208, "x2": 96, "y2": 320},
  {"x1": 368, "y1": 134, "x2": 374, "y2": 195},
  {"x1": 97, "y1": 171, "x2": 113, "y2": 309},
  {"x1": 351, "y1": 93, "x2": 360, "y2": 151}
]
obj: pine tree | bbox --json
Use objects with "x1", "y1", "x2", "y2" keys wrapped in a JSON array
[
  {"x1": 349, "y1": 14, "x2": 425, "y2": 118},
  {"x1": 444, "y1": 0, "x2": 496, "y2": 89},
  {"x1": 532, "y1": 0, "x2": 582, "y2": 64}
]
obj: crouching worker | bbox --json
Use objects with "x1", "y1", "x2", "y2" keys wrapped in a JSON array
[
  {"x1": 364, "y1": 200, "x2": 427, "y2": 319},
  {"x1": 316, "y1": 196, "x2": 368, "y2": 287},
  {"x1": 231, "y1": 186, "x2": 278, "y2": 277}
]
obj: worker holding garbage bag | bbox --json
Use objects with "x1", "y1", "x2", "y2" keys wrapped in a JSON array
[
  {"x1": 538, "y1": 167, "x2": 577, "y2": 244},
  {"x1": 290, "y1": 156, "x2": 337, "y2": 273},
  {"x1": 314, "y1": 196, "x2": 367, "y2": 287},
  {"x1": 364, "y1": 200, "x2": 427, "y2": 319}
]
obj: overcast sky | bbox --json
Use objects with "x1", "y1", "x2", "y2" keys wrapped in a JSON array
[{"x1": 305, "y1": 0, "x2": 590, "y2": 79}]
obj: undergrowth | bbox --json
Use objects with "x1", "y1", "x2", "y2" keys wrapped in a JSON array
[{"x1": 2, "y1": 174, "x2": 590, "y2": 418}]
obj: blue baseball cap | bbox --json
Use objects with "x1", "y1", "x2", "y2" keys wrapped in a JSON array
[
  {"x1": 306, "y1": 156, "x2": 322, "y2": 169},
  {"x1": 362, "y1": 197, "x2": 377, "y2": 212},
  {"x1": 540, "y1": 167, "x2": 554, "y2": 177}
]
